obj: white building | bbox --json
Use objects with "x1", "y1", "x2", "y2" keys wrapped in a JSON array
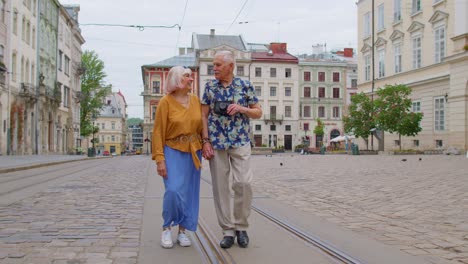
[{"x1": 357, "y1": 0, "x2": 468, "y2": 151}]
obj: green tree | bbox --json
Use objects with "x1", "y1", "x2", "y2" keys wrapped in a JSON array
[
  {"x1": 313, "y1": 118, "x2": 324, "y2": 146},
  {"x1": 374, "y1": 84, "x2": 422, "y2": 150},
  {"x1": 343, "y1": 92, "x2": 375, "y2": 149},
  {"x1": 80, "y1": 50, "x2": 112, "y2": 137}
]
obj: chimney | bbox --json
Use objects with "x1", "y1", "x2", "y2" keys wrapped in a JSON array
[
  {"x1": 269, "y1": 43, "x2": 287, "y2": 54},
  {"x1": 344, "y1": 48, "x2": 353, "y2": 58},
  {"x1": 210, "y1": 29, "x2": 215, "y2": 36},
  {"x1": 179, "y1": 47, "x2": 186, "y2": 55}
]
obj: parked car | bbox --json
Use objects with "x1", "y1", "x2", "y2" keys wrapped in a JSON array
[{"x1": 103, "y1": 150, "x2": 110, "y2": 156}]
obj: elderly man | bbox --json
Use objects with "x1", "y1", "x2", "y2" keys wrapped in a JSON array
[{"x1": 201, "y1": 50, "x2": 262, "y2": 248}]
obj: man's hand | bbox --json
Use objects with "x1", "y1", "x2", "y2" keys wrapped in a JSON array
[{"x1": 227, "y1": 103, "x2": 244, "y2": 116}]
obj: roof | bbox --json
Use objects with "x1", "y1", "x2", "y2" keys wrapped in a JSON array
[
  {"x1": 100, "y1": 93, "x2": 125, "y2": 118},
  {"x1": 192, "y1": 32, "x2": 247, "y2": 51},
  {"x1": 142, "y1": 53, "x2": 197, "y2": 68},
  {"x1": 251, "y1": 52, "x2": 298, "y2": 63}
]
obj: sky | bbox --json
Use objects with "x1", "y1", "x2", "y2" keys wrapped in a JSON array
[{"x1": 60, "y1": 0, "x2": 358, "y2": 119}]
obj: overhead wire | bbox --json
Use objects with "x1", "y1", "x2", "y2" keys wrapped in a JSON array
[
  {"x1": 80, "y1": 23, "x2": 181, "y2": 31},
  {"x1": 175, "y1": 0, "x2": 190, "y2": 54},
  {"x1": 225, "y1": 0, "x2": 249, "y2": 33}
]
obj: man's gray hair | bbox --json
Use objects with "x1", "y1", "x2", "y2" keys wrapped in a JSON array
[{"x1": 215, "y1": 50, "x2": 236, "y2": 66}]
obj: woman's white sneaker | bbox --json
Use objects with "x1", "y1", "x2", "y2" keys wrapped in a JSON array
[
  {"x1": 177, "y1": 231, "x2": 191, "y2": 247},
  {"x1": 161, "y1": 229, "x2": 173, "y2": 248}
]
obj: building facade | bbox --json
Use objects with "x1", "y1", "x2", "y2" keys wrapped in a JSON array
[
  {"x1": 140, "y1": 52, "x2": 199, "y2": 155},
  {"x1": 0, "y1": 0, "x2": 84, "y2": 156},
  {"x1": 357, "y1": 0, "x2": 468, "y2": 151},
  {"x1": 94, "y1": 92, "x2": 127, "y2": 155}
]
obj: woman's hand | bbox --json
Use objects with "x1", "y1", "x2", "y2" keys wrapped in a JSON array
[{"x1": 156, "y1": 161, "x2": 167, "y2": 178}]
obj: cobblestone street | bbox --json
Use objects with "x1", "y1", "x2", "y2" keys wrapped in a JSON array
[{"x1": 251, "y1": 154, "x2": 468, "y2": 264}]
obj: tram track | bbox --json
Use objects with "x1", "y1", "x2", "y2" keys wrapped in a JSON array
[
  {"x1": 200, "y1": 176, "x2": 362, "y2": 264},
  {"x1": 0, "y1": 159, "x2": 110, "y2": 199}
]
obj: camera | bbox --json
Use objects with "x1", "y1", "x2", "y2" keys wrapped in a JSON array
[{"x1": 214, "y1": 101, "x2": 232, "y2": 116}]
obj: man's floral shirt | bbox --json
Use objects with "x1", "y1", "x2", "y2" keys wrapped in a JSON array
[{"x1": 201, "y1": 77, "x2": 259, "y2": 150}]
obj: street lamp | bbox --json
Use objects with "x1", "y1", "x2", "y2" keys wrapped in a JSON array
[{"x1": 91, "y1": 113, "x2": 96, "y2": 157}]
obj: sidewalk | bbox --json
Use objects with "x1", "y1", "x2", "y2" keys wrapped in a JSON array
[{"x1": 0, "y1": 154, "x2": 89, "y2": 173}]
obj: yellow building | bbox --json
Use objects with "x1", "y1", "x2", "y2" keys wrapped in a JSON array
[
  {"x1": 357, "y1": 0, "x2": 468, "y2": 151},
  {"x1": 93, "y1": 91, "x2": 127, "y2": 155}
]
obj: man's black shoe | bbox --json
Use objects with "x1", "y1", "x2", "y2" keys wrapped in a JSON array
[
  {"x1": 236, "y1": 230, "x2": 249, "y2": 248},
  {"x1": 220, "y1": 236, "x2": 235, "y2": 248}
]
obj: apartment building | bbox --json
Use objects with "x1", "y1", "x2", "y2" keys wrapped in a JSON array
[
  {"x1": 250, "y1": 43, "x2": 299, "y2": 150},
  {"x1": 357, "y1": 0, "x2": 468, "y2": 151},
  {"x1": 140, "y1": 52, "x2": 199, "y2": 155},
  {"x1": 94, "y1": 92, "x2": 127, "y2": 155},
  {"x1": 298, "y1": 52, "x2": 351, "y2": 148},
  {"x1": 0, "y1": 0, "x2": 11, "y2": 155}
]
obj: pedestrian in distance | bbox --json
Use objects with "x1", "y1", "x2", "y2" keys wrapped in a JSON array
[
  {"x1": 151, "y1": 66, "x2": 203, "y2": 249},
  {"x1": 201, "y1": 50, "x2": 262, "y2": 249}
]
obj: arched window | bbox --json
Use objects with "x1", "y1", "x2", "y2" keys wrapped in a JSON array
[{"x1": 330, "y1": 129, "x2": 340, "y2": 140}]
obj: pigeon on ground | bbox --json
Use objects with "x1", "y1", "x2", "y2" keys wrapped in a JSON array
[
  {"x1": 401, "y1": 159, "x2": 407, "y2": 162},
  {"x1": 419, "y1": 158, "x2": 422, "y2": 161},
  {"x1": 280, "y1": 162, "x2": 283, "y2": 166}
]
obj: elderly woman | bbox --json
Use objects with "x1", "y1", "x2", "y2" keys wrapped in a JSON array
[{"x1": 151, "y1": 66, "x2": 203, "y2": 248}]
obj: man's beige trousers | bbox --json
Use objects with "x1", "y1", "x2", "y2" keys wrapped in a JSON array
[{"x1": 209, "y1": 144, "x2": 253, "y2": 237}]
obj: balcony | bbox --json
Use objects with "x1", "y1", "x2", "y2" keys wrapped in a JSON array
[
  {"x1": 19, "y1": 83, "x2": 37, "y2": 103},
  {"x1": 264, "y1": 114, "x2": 283, "y2": 125}
]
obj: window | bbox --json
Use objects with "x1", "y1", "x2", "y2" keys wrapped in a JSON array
[
  {"x1": 412, "y1": 101, "x2": 421, "y2": 112},
  {"x1": 270, "y1": 125, "x2": 276, "y2": 131},
  {"x1": 318, "y1": 106, "x2": 325, "y2": 118},
  {"x1": 64, "y1": 56, "x2": 70, "y2": 75},
  {"x1": 12, "y1": 53, "x2": 17, "y2": 82},
  {"x1": 351, "y1": 79, "x2": 357, "y2": 88},
  {"x1": 270, "y1": 68, "x2": 276, "y2": 77},
  {"x1": 303, "y1": 106, "x2": 311, "y2": 117},
  {"x1": 152, "y1": 81, "x2": 160, "y2": 94},
  {"x1": 13, "y1": 9, "x2": 18, "y2": 35},
  {"x1": 26, "y1": 22, "x2": 31, "y2": 44},
  {"x1": 0, "y1": 0, "x2": 4, "y2": 23},
  {"x1": 32, "y1": 27, "x2": 35, "y2": 49},
  {"x1": 285, "y1": 106, "x2": 291, "y2": 118},
  {"x1": 63, "y1": 86, "x2": 70, "y2": 107},
  {"x1": 304, "y1": 87, "x2": 311, "y2": 98},
  {"x1": 394, "y1": 43, "x2": 402, "y2": 73},
  {"x1": 285, "y1": 125, "x2": 291, "y2": 131},
  {"x1": 207, "y1": 65, "x2": 214, "y2": 75},
  {"x1": 318, "y1": 87, "x2": 325, "y2": 98},
  {"x1": 304, "y1": 71, "x2": 311, "y2": 81},
  {"x1": 394, "y1": 0, "x2": 401, "y2": 22},
  {"x1": 58, "y1": 50, "x2": 63, "y2": 71},
  {"x1": 237, "y1": 66, "x2": 244, "y2": 76},
  {"x1": 364, "y1": 54, "x2": 371, "y2": 81},
  {"x1": 413, "y1": 140, "x2": 419, "y2": 147},
  {"x1": 364, "y1": 12, "x2": 371, "y2": 37},
  {"x1": 332, "y1": 72, "x2": 340, "y2": 82},
  {"x1": 434, "y1": 25, "x2": 445, "y2": 63},
  {"x1": 318, "y1": 72, "x2": 325, "y2": 82},
  {"x1": 377, "y1": 4, "x2": 385, "y2": 31},
  {"x1": 333, "y1": 107, "x2": 340, "y2": 118},
  {"x1": 333, "y1": 88, "x2": 340, "y2": 98},
  {"x1": 412, "y1": 0, "x2": 421, "y2": 14},
  {"x1": 270, "y1": 86, "x2": 276, "y2": 96},
  {"x1": 111, "y1": 135, "x2": 115, "y2": 142},
  {"x1": 255, "y1": 86, "x2": 262, "y2": 97},
  {"x1": 412, "y1": 35, "x2": 422, "y2": 69},
  {"x1": 285, "y1": 87, "x2": 291, "y2": 97},
  {"x1": 151, "y1": 106, "x2": 157, "y2": 120},
  {"x1": 255, "y1": 124, "x2": 261, "y2": 131},
  {"x1": 435, "y1": 140, "x2": 443, "y2": 148},
  {"x1": 112, "y1": 122, "x2": 116, "y2": 129},
  {"x1": 22, "y1": 17, "x2": 25, "y2": 41},
  {"x1": 394, "y1": 140, "x2": 400, "y2": 146},
  {"x1": 303, "y1": 123, "x2": 309, "y2": 131},
  {"x1": 378, "y1": 49, "x2": 385, "y2": 78},
  {"x1": 285, "y1": 68, "x2": 291, "y2": 78},
  {"x1": 255, "y1": 67, "x2": 261, "y2": 77},
  {"x1": 434, "y1": 97, "x2": 445, "y2": 131},
  {"x1": 270, "y1": 106, "x2": 277, "y2": 119},
  {"x1": 101, "y1": 123, "x2": 105, "y2": 129}
]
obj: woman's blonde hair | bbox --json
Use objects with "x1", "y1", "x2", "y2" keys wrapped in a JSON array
[{"x1": 164, "y1": 66, "x2": 192, "y2": 94}]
